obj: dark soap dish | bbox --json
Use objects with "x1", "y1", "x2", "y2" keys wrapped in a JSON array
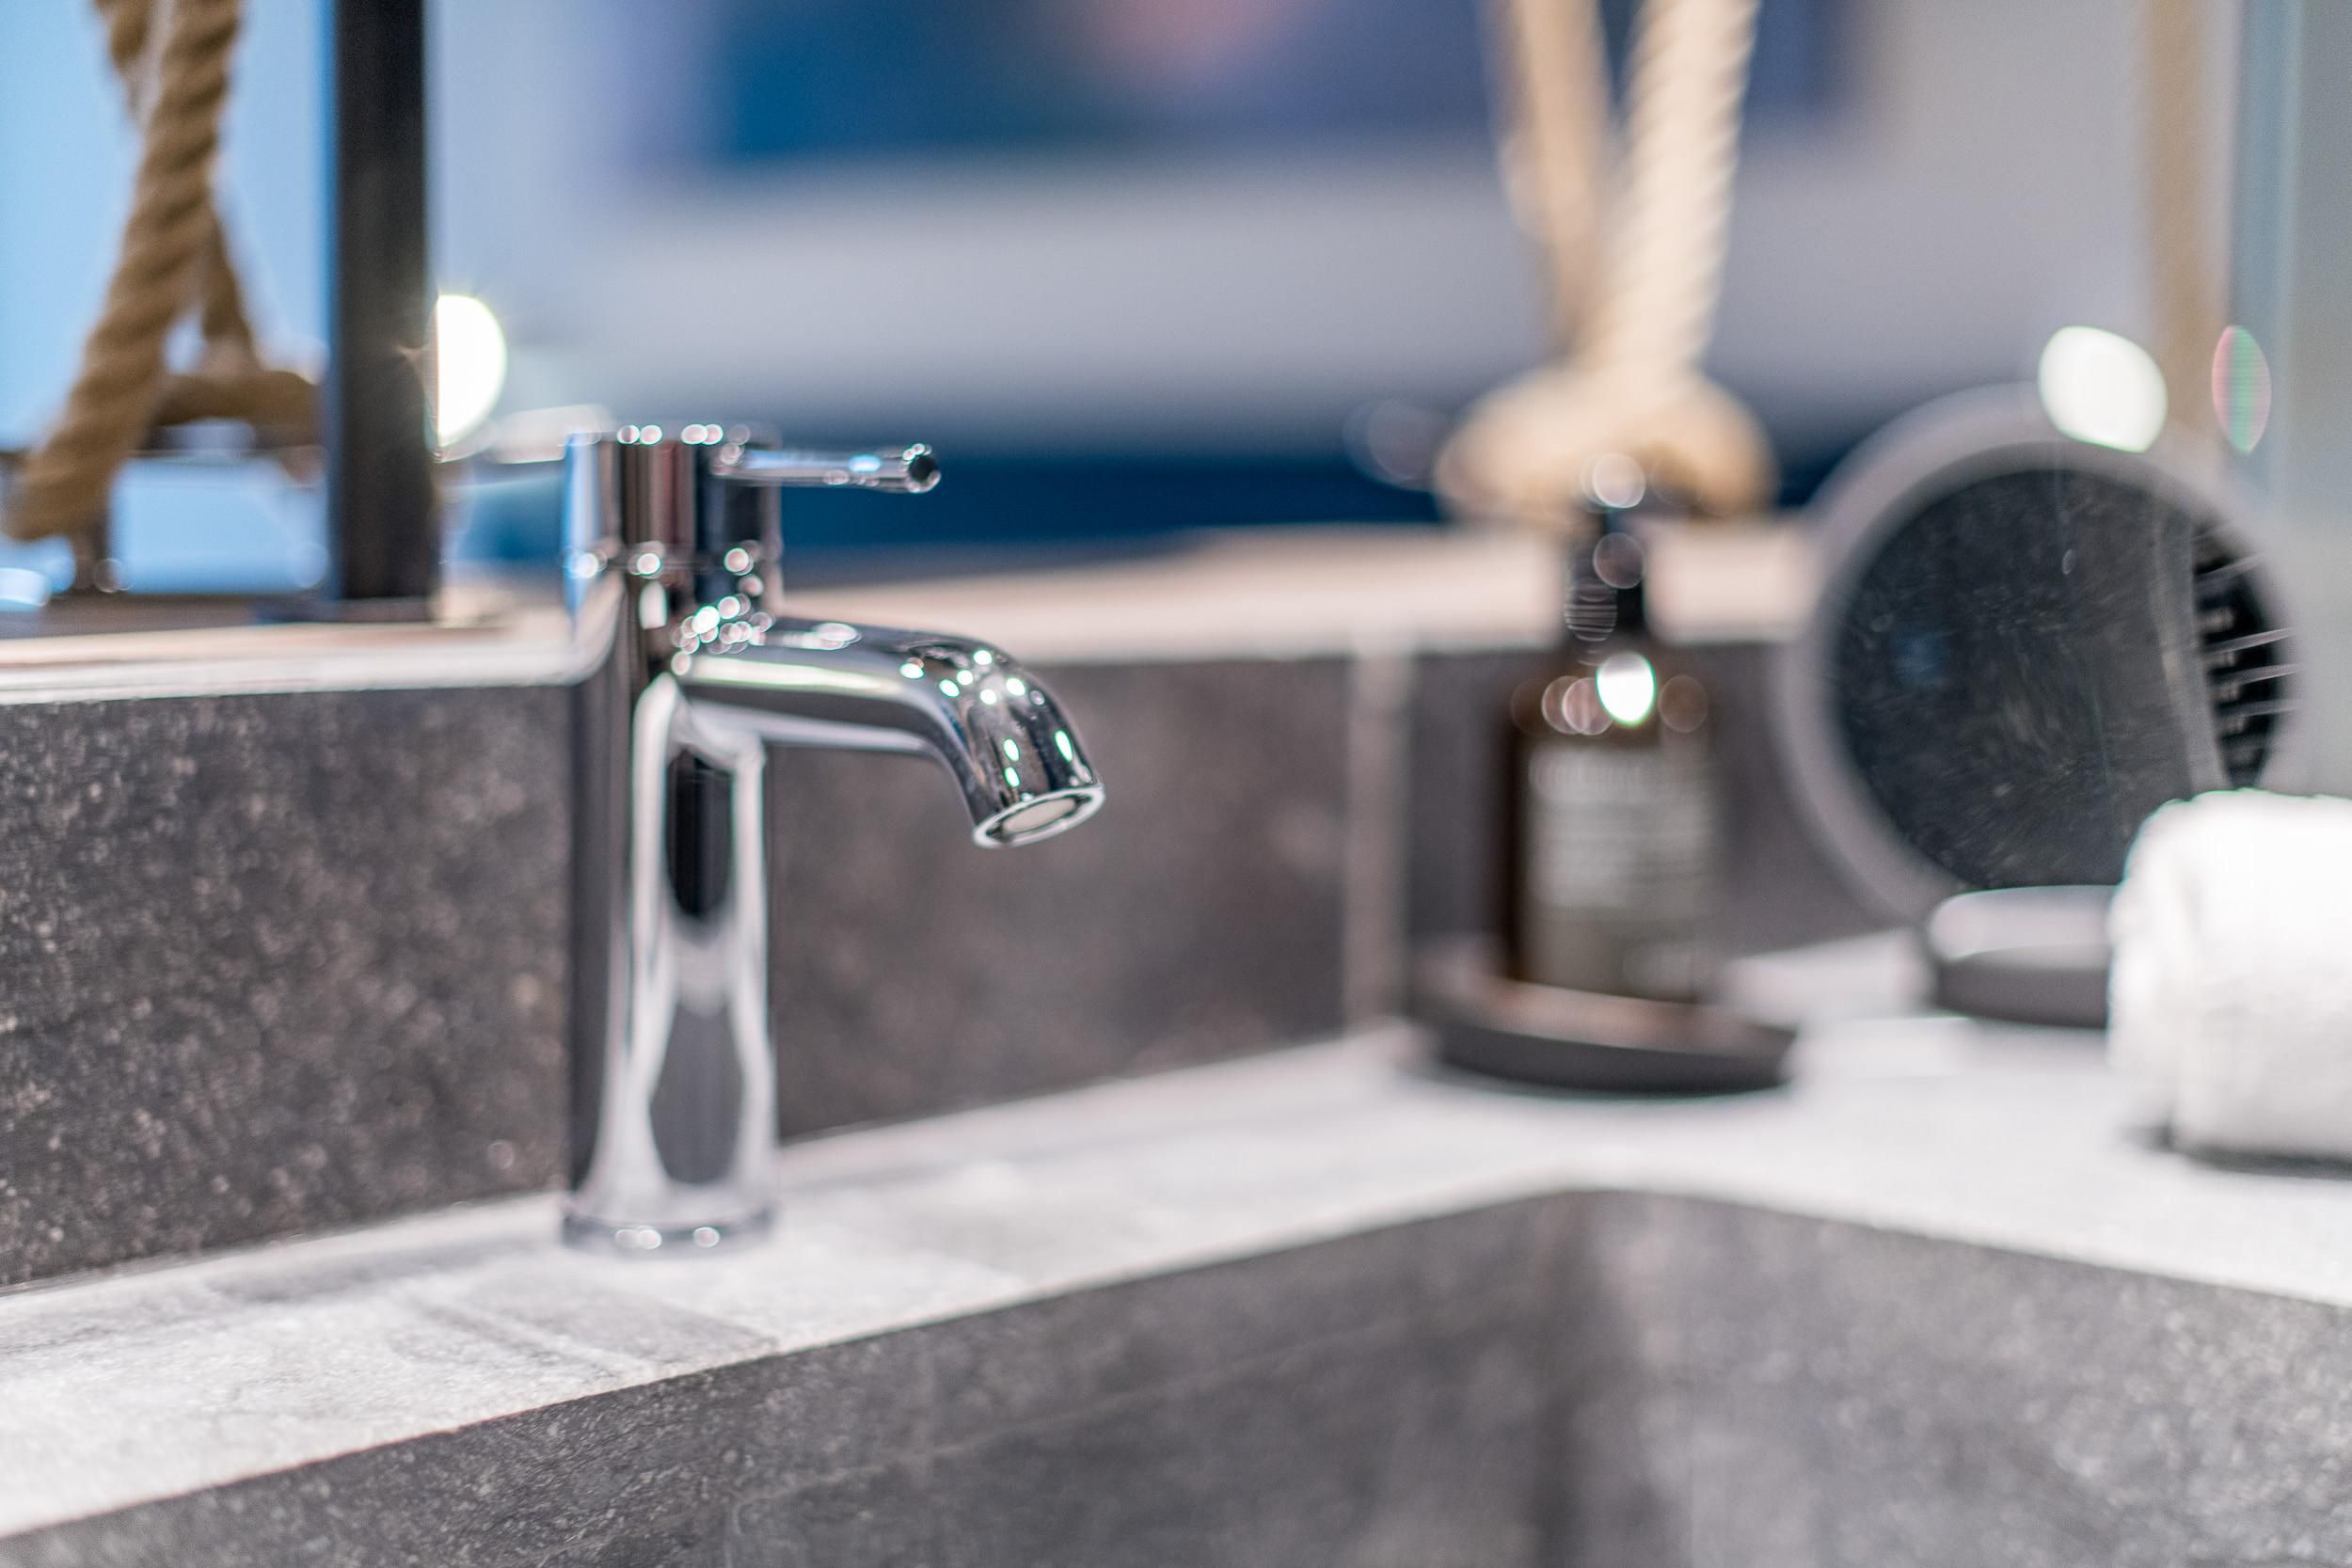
[{"x1": 1413, "y1": 938, "x2": 1794, "y2": 1094}]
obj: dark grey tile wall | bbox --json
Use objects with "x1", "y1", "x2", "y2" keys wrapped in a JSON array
[
  {"x1": 765, "y1": 658, "x2": 1353, "y2": 1136},
  {"x1": 0, "y1": 657, "x2": 1355, "y2": 1285},
  {"x1": 1402, "y1": 649, "x2": 1530, "y2": 946},
  {"x1": 1405, "y1": 645, "x2": 1876, "y2": 958},
  {"x1": 0, "y1": 688, "x2": 571, "y2": 1289},
  {"x1": 4, "y1": 1203, "x2": 1578, "y2": 1568},
  {"x1": 0, "y1": 636, "x2": 1862, "y2": 1288},
  {"x1": 1690, "y1": 646, "x2": 1884, "y2": 951}
]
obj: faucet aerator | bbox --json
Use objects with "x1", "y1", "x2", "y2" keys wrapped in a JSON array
[{"x1": 979, "y1": 786, "x2": 1104, "y2": 847}]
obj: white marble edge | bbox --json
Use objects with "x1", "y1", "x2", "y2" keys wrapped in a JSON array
[
  {"x1": 0, "y1": 523, "x2": 1816, "y2": 706},
  {"x1": 6, "y1": 997, "x2": 2352, "y2": 1540},
  {"x1": 0, "y1": 597, "x2": 583, "y2": 706}
]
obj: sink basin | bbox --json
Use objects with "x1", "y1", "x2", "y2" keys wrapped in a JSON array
[{"x1": 4, "y1": 1032, "x2": 2344, "y2": 1567}]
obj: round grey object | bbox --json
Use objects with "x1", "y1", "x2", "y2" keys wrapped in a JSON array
[
  {"x1": 1775, "y1": 386, "x2": 2293, "y2": 925},
  {"x1": 1922, "y1": 885, "x2": 2112, "y2": 1031}
]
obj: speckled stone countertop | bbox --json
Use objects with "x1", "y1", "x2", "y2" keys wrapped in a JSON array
[{"x1": 8, "y1": 958, "x2": 2352, "y2": 1558}]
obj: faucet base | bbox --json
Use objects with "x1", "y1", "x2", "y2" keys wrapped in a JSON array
[{"x1": 560, "y1": 1208, "x2": 774, "y2": 1258}]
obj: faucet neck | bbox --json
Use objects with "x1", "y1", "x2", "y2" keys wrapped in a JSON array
[{"x1": 564, "y1": 425, "x2": 783, "y2": 636}]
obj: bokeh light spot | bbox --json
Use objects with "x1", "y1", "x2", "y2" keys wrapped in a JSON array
[
  {"x1": 2211, "y1": 325, "x2": 2273, "y2": 455},
  {"x1": 434, "y1": 293, "x2": 507, "y2": 446},
  {"x1": 2038, "y1": 326, "x2": 2166, "y2": 452}
]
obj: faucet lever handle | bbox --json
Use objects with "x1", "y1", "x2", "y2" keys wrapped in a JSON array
[
  {"x1": 568, "y1": 427, "x2": 940, "y2": 572},
  {"x1": 714, "y1": 444, "x2": 939, "y2": 494}
]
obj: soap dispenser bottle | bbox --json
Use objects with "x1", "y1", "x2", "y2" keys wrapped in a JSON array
[{"x1": 1502, "y1": 466, "x2": 1722, "y2": 1001}]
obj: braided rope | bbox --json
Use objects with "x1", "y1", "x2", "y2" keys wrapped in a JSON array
[
  {"x1": 98, "y1": 0, "x2": 264, "y2": 377},
  {"x1": 1494, "y1": 0, "x2": 1612, "y2": 348},
  {"x1": 4, "y1": 0, "x2": 313, "y2": 549},
  {"x1": 1439, "y1": 0, "x2": 1772, "y2": 525},
  {"x1": 1579, "y1": 0, "x2": 1758, "y2": 388}
]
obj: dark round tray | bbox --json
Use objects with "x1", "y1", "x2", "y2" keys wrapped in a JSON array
[{"x1": 1413, "y1": 939, "x2": 1795, "y2": 1094}]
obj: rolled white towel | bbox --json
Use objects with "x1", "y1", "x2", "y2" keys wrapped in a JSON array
[{"x1": 2110, "y1": 789, "x2": 2352, "y2": 1161}]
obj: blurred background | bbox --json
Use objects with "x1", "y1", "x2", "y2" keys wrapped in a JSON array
[{"x1": 0, "y1": 0, "x2": 2229, "y2": 583}]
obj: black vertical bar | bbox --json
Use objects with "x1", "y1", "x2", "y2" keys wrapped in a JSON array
[{"x1": 320, "y1": 0, "x2": 437, "y2": 610}]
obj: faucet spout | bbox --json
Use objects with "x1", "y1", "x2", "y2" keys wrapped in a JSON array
[{"x1": 675, "y1": 617, "x2": 1102, "y2": 847}]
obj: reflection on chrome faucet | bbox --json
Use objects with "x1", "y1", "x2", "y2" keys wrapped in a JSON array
[{"x1": 562, "y1": 425, "x2": 1104, "y2": 1254}]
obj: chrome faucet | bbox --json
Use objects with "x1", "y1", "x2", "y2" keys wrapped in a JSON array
[{"x1": 561, "y1": 424, "x2": 1104, "y2": 1253}]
